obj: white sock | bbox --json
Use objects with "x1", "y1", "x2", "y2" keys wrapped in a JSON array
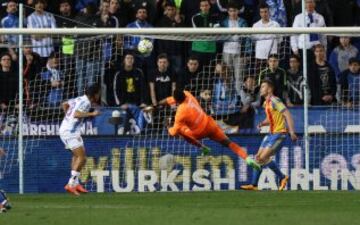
[{"x1": 68, "y1": 170, "x2": 80, "y2": 186}]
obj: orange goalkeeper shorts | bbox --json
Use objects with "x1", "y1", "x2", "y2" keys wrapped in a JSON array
[{"x1": 193, "y1": 116, "x2": 227, "y2": 142}]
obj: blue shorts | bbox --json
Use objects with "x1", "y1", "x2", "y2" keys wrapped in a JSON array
[{"x1": 260, "y1": 133, "x2": 287, "y2": 152}]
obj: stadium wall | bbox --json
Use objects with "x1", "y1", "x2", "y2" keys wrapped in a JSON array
[{"x1": 1, "y1": 135, "x2": 359, "y2": 193}]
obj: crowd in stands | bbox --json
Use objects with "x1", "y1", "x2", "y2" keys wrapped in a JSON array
[{"x1": 0, "y1": 0, "x2": 360, "y2": 134}]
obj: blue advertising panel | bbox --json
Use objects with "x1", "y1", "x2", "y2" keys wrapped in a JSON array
[{"x1": 1, "y1": 135, "x2": 359, "y2": 193}]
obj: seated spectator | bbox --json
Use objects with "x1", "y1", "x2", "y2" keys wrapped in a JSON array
[
  {"x1": 220, "y1": 2, "x2": 250, "y2": 95},
  {"x1": 239, "y1": 76, "x2": 260, "y2": 128},
  {"x1": 149, "y1": 53, "x2": 176, "y2": 107},
  {"x1": 40, "y1": 53, "x2": 64, "y2": 107},
  {"x1": 286, "y1": 55, "x2": 304, "y2": 106},
  {"x1": 191, "y1": 0, "x2": 219, "y2": 68},
  {"x1": 211, "y1": 62, "x2": 239, "y2": 133},
  {"x1": 212, "y1": 62, "x2": 239, "y2": 116},
  {"x1": 177, "y1": 56, "x2": 200, "y2": 90},
  {"x1": 339, "y1": 58, "x2": 360, "y2": 107},
  {"x1": 113, "y1": 53, "x2": 150, "y2": 134},
  {"x1": 252, "y1": 2, "x2": 281, "y2": 74},
  {"x1": 124, "y1": 7, "x2": 154, "y2": 79},
  {"x1": 0, "y1": 53, "x2": 18, "y2": 112},
  {"x1": 156, "y1": 2, "x2": 185, "y2": 75},
  {"x1": 27, "y1": 0, "x2": 57, "y2": 66},
  {"x1": 148, "y1": 53, "x2": 176, "y2": 133},
  {"x1": 309, "y1": 44, "x2": 337, "y2": 105},
  {"x1": 329, "y1": 37, "x2": 359, "y2": 81},
  {"x1": 258, "y1": 54, "x2": 287, "y2": 101}
]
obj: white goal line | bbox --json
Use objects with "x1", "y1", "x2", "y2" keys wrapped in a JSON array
[{"x1": 0, "y1": 27, "x2": 360, "y2": 35}]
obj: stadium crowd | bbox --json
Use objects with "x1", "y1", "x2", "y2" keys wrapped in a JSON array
[{"x1": 0, "y1": 0, "x2": 359, "y2": 134}]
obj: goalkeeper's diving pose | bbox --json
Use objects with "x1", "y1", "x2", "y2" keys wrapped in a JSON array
[
  {"x1": 241, "y1": 79, "x2": 298, "y2": 191},
  {"x1": 159, "y1": 88, "x2": 260, "y2": 170}
]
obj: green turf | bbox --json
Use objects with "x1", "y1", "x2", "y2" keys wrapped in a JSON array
[{"x1": 1, "y1": 192, "x2": 360, "y2": 225}]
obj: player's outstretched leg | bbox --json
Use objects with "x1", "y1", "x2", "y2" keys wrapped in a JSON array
[
  {"x1": 220, "y1": 139, "x2": 261, "y2": 170},
  {"x1": 0, "y1": 190, "x2": 11, "y2": 213}
]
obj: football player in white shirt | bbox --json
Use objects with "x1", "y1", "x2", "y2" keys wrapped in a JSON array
[{"x1": 60, "y1": 85, "x2": 101, "y2": 195}]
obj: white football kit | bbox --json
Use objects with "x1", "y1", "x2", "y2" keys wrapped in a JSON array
[{"x1": 59, "y1": 95, "x2": 91, "y2": 150}]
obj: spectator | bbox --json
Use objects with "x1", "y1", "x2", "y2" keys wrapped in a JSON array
[
  {"x1": 124, "y1": 7, "x2": 154, "y2": 79},
  {"x1": 56, "y1": 0, "x2": 77, "y2": 100},
  {"x1": 149, "y1": 53, "x2": 176, "y2": 107},
  {"x1": 23, "y1": 45, "x2": 42, "y2": 108},
  {"x1": 75, "y1": 0, "x2": 98, "y2": 12},
  {"x1": 258, "y1": 54, "x2": 287, "y2": 101},
  {"x1": 156, "y1": 2, "x2": 185, "y2": 75},
  {"x1": 0, "y1": 53, "x2": 18, "y2": 111},
  {"x1": 220, "y1": 2, "x2": 250, "y2": 95},
  {"x1": 309, "y1": 44, "x2": 336, "y2": 105},
  {"x1": 27, "y1": 0, "x2": 57, "y2": 65},
  {"x1": 74, "y1": 3, "x2": 101, "y2": 95},
  {"x1": 113, "y1": 53, "x2": 150, "y2": 134},
  {"x1": 314, "y1": 0, "x2": 333, "y2": 27},
  {"x1": 265, "y1": 0, "x2": 287, "y2": 27},
  {"x1": 1, "y1": 0, "x2": 18, "y2": 45},
  {"x1": 212, "y1": 62, "x2": 241, "y2": 133},
  {"x1": 286, "y1": 54, "x2": 304, "y2": 106},
  {"x1": 177, "y1": 55, "x2": 200, "y2": 90},
  {"x1": 74, "y1": 2, "x2": 97, "y2": 26},
  {"x1": 0, "y1": 0, "x2": 19, "y2": 62},
  {"x1": 291, "y1": 0, "x2": 326, "y2": 63},
  {"x1": 329, "y1": 37, "x2": 359, "y2": 81},
  {"x1": 239, "y1": 76, "x2": 260, "y2": 128},
  {"x1": 56, "y1": 0, "x2": 76, "y2": 28},
  {"x1": 40, "y1": 53, "x2": 64, "y2": 107},
  {"x1": 95, "y1": 0, "x2": 118, "y2": 27},
  {"x1": 252, "y1": 2, "x2": 280, "y2": 74},
  {"x1": 339, "y1": 58, "x2": 360, "y2": 107},
  {"x1": 180, "y1": 0, "x2": 200, "y2": 27},
  {"x1": 109, "y1": 0, "x2": 127, "y2": 27},
  {"x1": 191, "y1": 0, "x2": 219, "y2": 69}
]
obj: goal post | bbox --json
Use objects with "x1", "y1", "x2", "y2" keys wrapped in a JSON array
[{"x1": 1, "y1": 25, "x2": 360, "y2": 192}]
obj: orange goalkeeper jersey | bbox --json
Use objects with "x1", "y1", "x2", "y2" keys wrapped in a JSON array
[{"x1": 166, "y1": 91, "x2": 209, "y2": 136}]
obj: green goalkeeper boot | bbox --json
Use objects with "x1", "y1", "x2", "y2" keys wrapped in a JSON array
[
  {"x1": 246, "y1": 157, "x2": 261, "y2": 171},
  {"x1": 200, "y1": 146, "x2": 211, "y2": 156}
]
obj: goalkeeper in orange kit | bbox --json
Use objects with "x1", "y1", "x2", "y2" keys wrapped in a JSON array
[{"x1": 159, "y1": 89, "x2": 260, "y2": 170}]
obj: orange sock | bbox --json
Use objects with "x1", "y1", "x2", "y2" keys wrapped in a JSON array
[{"x1": 228, "y1": 142, "x2": 248, "y2": 159}]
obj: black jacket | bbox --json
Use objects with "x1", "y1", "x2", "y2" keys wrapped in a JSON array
[{"x1": 113, "y1": 67, "x2": 145, "y2": 106}]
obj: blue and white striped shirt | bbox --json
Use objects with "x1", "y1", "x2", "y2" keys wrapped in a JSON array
[{"x1": 27, "y1": 11, "x2": 56, "y2": 57}]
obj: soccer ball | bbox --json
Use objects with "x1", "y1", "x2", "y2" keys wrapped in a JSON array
[
  {"x1": 159, "y1": 154, "x2": 175, "y2": 170},
  {"x1": 137, "y1": 39, "x2": 153, "y2": 55}
]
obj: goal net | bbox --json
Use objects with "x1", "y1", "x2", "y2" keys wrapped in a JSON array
[{"x1": 1, "y1": 20, "x2": 360, "y2": 192}]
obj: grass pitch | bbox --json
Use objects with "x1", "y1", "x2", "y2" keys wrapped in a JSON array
[{"x1": 1, "y1": 191, "x2": 359, "y2": 225}]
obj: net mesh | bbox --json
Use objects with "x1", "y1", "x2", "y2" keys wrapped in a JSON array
[{"x1": 0, "y1": 8, "x2": 359, "y2": 191}]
